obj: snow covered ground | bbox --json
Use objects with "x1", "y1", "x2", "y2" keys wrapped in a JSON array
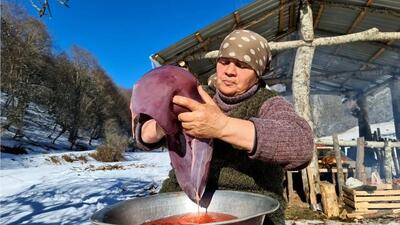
[{"x1": 0, "y1": 150, "x2": 171, "y2": 225}]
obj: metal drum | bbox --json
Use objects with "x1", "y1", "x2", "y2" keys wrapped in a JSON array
[{"x1": 91, "y1": 190, "x2": 279, "y2": 225}]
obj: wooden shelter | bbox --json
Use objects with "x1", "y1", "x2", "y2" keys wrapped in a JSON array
[{"x1": 150, "y1": 0, "x2": 400, "y2": 210}]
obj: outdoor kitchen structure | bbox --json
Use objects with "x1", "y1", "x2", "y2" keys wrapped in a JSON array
[{"x1": 149, "y1": 0, "x2": 400, "y2": 219}]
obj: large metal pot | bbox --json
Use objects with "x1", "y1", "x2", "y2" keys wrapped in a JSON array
[{"x1": 91, "y1": 190, "x2": 279, "y2": 225}]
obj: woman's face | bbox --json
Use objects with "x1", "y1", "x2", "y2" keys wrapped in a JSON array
[{"x1": 216, "y1": 57, "x2": 259, "y2": 96}]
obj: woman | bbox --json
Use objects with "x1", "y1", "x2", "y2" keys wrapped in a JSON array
[{"x1": 134, "y1": 29, "x2": 314, "y2": 225}]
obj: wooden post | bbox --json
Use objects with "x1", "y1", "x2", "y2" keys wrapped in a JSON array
[
  {"x1": 301, "y1": 169, "x2": 310, "y2": 203},
  {"x1": 320, "y1": 181, "x2": 339, "y2": 218},
  {"x1": 287, "y1": 171, "x2": 294, "y2": 203},
  {"x1": 393, "y1": 148, "x2": 400, "y2": 177},
  {"x1": 384, "y1": 140, "x2": 393, "y2": 184},
  {"x1": 333, "y1": 134, "x2": 344, "y2": 201},
  {"x1": 356, "y1": 137, "x2": 367, "y2": 183},
  {"x1": 292, "y1": 0, "x2": 319, "y2": 210},
  {"x1": 390, "y1": 79, "x2": 400, "y2": 140}
]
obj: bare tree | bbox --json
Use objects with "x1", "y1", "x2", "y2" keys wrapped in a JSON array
[{"x1": 29, "y1": 0, "x2": 69, "y2": 17}]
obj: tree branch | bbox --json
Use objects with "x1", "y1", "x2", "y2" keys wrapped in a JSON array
[{"x1": 185, "y1": 28, "x2": 400, "y2": 61}]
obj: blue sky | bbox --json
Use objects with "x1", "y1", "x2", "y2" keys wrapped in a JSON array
[{"x1": 13, "y1": 0, "x2": 253, "y2": 88}]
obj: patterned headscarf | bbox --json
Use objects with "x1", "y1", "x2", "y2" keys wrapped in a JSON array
[{"x1": 218, "y1": 29, "x2": 272, "y2": 77}]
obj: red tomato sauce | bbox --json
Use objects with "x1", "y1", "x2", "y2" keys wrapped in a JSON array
[{"x1": 141, "y1": 212, "x2": 237, "y2": 225}]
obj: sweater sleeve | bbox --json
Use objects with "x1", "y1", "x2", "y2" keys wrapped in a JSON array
[
  {"x1": 248, "y1": 96, "x2": 314, "y2": 171},
  {"x1": 133, "y1": 114, "x2": 166, "y2": 151}
]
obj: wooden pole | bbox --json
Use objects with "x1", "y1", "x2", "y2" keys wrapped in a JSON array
[
  {"x1": 315, "y1": 139, "x2": 400, "y2": 148},
  {"x1": 356, "y1": 137, "x2": 367, "y2": 183},
  {"x1": 301, "y1": 169, "x2": 310, "y2": 204},
  {"x1": 384, "y1": 140, "x2": 393, "y2": 184},
  {"x1": 292, "y1": 1, "x2": 319, "y2": 210},
  {"x1": 287, "y1": 171, "x2": 294, "y2": 203},
  {"x1": 393, "y1": 148, "x2": 400, "y2": 177},
  {"x1": 390, "y1": 79, "x2": 400, "y2": 140},
  {"x1": 333, "y1": 134, "x2": 344, "y2": 201}
]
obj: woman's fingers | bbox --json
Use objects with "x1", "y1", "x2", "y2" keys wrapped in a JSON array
[
  {"x1": 197, "y1": 86, "x2": 216, "y2": 105},
  {"x1": 173, "y1": 95, "x2": 201, "y2": 111}
]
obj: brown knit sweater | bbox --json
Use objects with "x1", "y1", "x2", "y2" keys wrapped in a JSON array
[{"x1": 214, "y1": 84, "x2": 314, "y2": 171}]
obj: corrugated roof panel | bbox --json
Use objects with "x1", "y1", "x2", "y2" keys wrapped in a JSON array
[
  {"x1": 375, "y1": 50, "x2": 400, "y2": 66},
  {"x1": 238, "y1": 0, "x2": 280, "y2": 25},
  {"x1": 337, "y1": 43, "x2": 381, "y2": 62},
  {"x1": 318, "y1": 7, "x2": 358, "y2": 34},
  {"x1": 344, "y1": 78, "x2": 372, "y2": 90},
  {"x1": 372, "y1": 0, "x2": 400, "y2": 9},
  {"x1": 354, "y1": 13, "x2": 400, "y2": 33}
]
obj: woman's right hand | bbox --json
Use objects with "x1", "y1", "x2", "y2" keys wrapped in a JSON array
[{"x1": 141, "y1": 119, "x2": 165, "y2": 144}]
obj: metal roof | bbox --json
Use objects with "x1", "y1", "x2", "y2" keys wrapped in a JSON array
[{"x1": 151, "y1": 0, "x2": 400, "y2": 96}]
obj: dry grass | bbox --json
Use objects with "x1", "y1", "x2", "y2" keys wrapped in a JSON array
[
  {"x1": 61, "y1": 154, "x2": 74, "y2": 163},
  {"x1": 47, "y1": 156, "x2": 61, "y2": 164},
  {"x1": 47, "y1": 154, "x2": 88, "y2": 164},
  {"x1": 84, "y1": 164, "x2": 125, "y2": 171},
  {"x1": 285, "y1": 193, "x2": 326, "y2": 220}
]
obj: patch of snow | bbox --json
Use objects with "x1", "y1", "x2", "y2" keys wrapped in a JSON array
[{"x1": 0, "y1": 151, "x2": 171, "y2": 225}]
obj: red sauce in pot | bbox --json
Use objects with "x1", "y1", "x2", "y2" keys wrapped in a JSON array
[{"x1": 141, "y1": 212, "x2": 237, "y2": 225}]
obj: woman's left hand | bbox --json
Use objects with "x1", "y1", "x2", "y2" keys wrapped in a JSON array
[{"x1": 173, "y1": 86, "x2": 229, "y2": 139}]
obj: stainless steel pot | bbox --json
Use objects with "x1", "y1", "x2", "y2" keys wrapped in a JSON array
[{"x1": 91, "y1": 190, "x2": 279, "y2": 225}]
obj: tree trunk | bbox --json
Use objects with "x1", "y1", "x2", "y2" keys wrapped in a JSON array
[{"x1": 292, "y1": 1, "x2": 319, "y2": 210}]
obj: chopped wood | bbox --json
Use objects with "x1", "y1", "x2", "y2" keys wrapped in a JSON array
[{"x1": 320, "y1": 181, "x2": 340, "y2": 218}]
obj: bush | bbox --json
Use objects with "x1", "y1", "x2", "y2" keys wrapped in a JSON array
[{"x1": 91, "y1": 132, "x2": 129, "y2": 162}]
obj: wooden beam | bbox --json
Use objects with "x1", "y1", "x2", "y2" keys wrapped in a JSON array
[
  {"x1": 287, "y1": 171, "x2": 294, "y2": 203},
  {"x1": 195, "y1": 32, "x2": 204, "y2": 43},
  {"x1": 393, "y1": 148, "x2": 400, "y2": 177},
  {"x1": 347, "y1": 0, "x2": 374, "y2": 34},
  {"x1": 288, "y1": 0, "x2": 296, "y2": 32},
  {"x1": 241, "y1": 1, "x2": 297, "y2": 30},
  {"x1": 313, "y1": 3, "x2": 324, "y2": 30},
  {"x1": 333, "y1": 134, "x2": 344, "y2": 201},
  {"x1": 292, "y1": 0, "x2": 319, "y2": 210},
  {"x1": 315, "y1": 138, "x2": 400, "y2": 148},
  {"x1": 278, "y1": 0, "x2": 286, "y2": 33},
  {"x1": 233, "y1": 11, "x2": 240, "y2": 27},
  {"x1": 384, "y1": 140, "x2": 393, "y2": 184},
  {"x1": 316, "y1": 29, "x2": 400, "y2": 53},
  {"x1": 356, "y1": 137, "x2": 367, "y2": 183},
  {"x1": 152, "y1": 53, "x2": 165, "y2": 65}
]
